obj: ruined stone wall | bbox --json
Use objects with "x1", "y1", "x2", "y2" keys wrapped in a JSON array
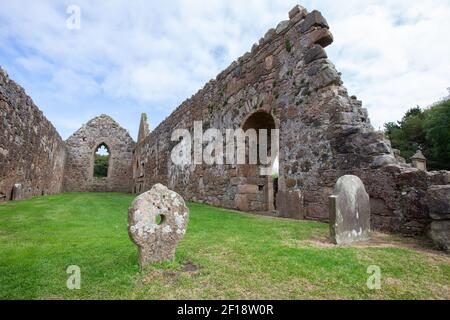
[
  {"x1": 2, "y1": 4, "x2": 445, "y2": 242},
  {"x1": 133, "y1": 5, "x2": 449, "y2": 238},
  {"x1": 131, "y1": 6, "x2": 382, "y2": 214},
  {"x1": 0, "y1": 68, "x2": 66, "y2": 202},
  {"x1": 63, "y1": 115, "x2": 134, "y2": 193}
]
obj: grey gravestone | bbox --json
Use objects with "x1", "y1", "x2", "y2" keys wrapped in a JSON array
[
  {"x1": 12, "y1": 183, "x2": 23, "y2": 201},
  {"x1": 329, "y1": 175, "x2": 371, "y2": 244},
  {"x1": 428, "y1": 221, "x2": 450, "y2": 252},
  {"x1": 128, "y1": 184, "x2": 189, "y2": 268}
]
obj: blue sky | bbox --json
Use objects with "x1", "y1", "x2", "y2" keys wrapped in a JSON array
[{"x1": 1, "y1": 0, "x2": 449, "y2": 140}]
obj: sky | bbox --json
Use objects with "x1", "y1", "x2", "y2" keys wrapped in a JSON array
[{"x1": 1, "y1": 0, "x2": 449, "y2": 140}]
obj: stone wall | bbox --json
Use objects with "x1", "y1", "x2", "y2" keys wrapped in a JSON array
[
  {"x1": 132, "y1": 6, "x2": 382, "y2": 214},
  {"x1": 132, "y1": 5, "x2": 449, "y2": 238},
  {"x1": 63, "y1": 115, "x2": 134, "y2": 193},
  {"x1": 0, "y1": 68, "x2": 66, "y2": 202},
  {"x1": 0, "y1": 5, "x2": 448, "y2": 247}
]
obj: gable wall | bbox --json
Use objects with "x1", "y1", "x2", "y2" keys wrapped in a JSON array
[{"x1": 63, "y1": 115, "x2": 135, "y2": 193}]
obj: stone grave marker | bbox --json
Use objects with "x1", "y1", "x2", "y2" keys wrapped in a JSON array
[
  {"x1": 128, "y1": 184, "x2": 189, "y2": 267},
  {"x1": 329, "y1": 175, "x2": 371, "y2": 244}
]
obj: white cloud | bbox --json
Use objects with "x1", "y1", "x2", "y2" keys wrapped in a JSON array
[
  {"x1": 320, "y1": 0, "x2": 450, "y2": 129},
  {"x1": 0, "y1": 0, "x2": 449, "y2": 137}
]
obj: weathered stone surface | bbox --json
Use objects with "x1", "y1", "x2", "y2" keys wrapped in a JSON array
[
  {"x1": 128, "y1": 184, "x2": 189, "y2": 267},
  {"x1": 329, "y1": 176, "x2": 371, "y2": 244},
  {"x1": 304, "y1": 45, "x2": 327, "y2": 64},
  {"x1": 305, "y1": 28, "x2": 333, "y2": 48},
  {"x1": 392, "y1": 148, "x2": 406, "y2": 164},
  {"x1": 236, "y1": 194, "x2": 249, "y2": 212},
  {"x1": 263, "y1": 28, "x2": 276, "y2": 42},
  {"x1": 276, "y1": 190, "x2": 305, "y2": 219},
  {"x1": 276, "y1": 20, "x2": 290, "y2": 34},
  {"x1": 137, "y1": 113, "x2": 150, "y2": 143},
  {"x1": 300, "y1": 10, "x2": 329, "y2": 33},
  {"x1": 411, "y1": 150, "x2": 427, "y2": 171},
  {"x1": 63, "y1": 114, "x2": 134, "y2": 193},
  {"x1": 428, "y1": 221, "x2": 450, "y2": 252},
  {"x1": 0, "y1": 68, "x2": 65, "y2": 202},
  {"x1": 426, "y1": 185, "x2": 450, "y2": 220},
  {"x1": 289, "y1": 5, "x2": 307, "y2": 20},
  {"x1": 371, "y1": 155, "x2": 397, "y2": 168},
  {"x1": 238, "y1": 184, "x2": 259, "y2": 194},
  {"x1": 264, "y1": 55, "x2": 274, "y2": 70}
]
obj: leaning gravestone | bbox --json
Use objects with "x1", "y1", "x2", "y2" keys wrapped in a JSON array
[
  {"x1": 329, "y1": 175, "x2": 371, "y2": 245},
  {"x1": 128, "y1": 184, "x2": 189, "y2": 268}
]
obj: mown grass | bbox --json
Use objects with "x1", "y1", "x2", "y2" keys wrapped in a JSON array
[{"x1": 0, "y1": 193, "x2": 448, "y2": 300}]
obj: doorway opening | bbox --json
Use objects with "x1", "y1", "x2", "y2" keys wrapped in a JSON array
[{"x1": 237, "y1": 111, "x2": 278, "y2": 213}]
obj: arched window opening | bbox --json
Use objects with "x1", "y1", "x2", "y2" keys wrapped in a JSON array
[{"x1": 94, "y1": 144, "x2": 110, "y2": 178}]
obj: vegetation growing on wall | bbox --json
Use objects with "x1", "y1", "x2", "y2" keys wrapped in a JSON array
[{"x1": 384, "y1": 100, "x2": 450, "y2": 170}]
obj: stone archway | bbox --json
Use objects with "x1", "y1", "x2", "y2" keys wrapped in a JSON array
[{"x1": 236, "y1": 111, "x2": 278, "y2": 214}]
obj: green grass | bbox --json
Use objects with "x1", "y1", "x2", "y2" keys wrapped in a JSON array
[{"x1": 0, "y1": 193, "x2": 448, "y2": 300}]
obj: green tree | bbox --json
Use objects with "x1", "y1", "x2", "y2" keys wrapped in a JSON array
[
  {"x1": 94, "y1": 155, "x2": 109, "y2": 178},
  {"x1": 423, "y1": 100, "x2": 450, "y2": 170},
  {"x1": 384, "y1": 101, "x2": 450, "y2": 170}
]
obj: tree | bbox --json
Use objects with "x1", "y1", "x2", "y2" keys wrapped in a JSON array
[
  {"x1": 94, "y1": 155, "x2": 109, "y2": 178},
  {"x1": 384, "y1": 101, "x2": 449, "y2": 171},
  {"x1": 423, "y1": 100, "x2": 450, "y2": 170}
]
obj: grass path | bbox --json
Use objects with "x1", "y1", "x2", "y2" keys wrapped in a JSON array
[{"x1": 0, "y1": 193, "x2": 448, "y2": 300}]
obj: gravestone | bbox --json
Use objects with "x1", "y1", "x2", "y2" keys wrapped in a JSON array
[
  {"x1": 128, "y1": 184, "x2": 189, "y2": 268},
  {"x1": 11, "y1": 183, "x2": 23, "y2": 201},
  {"x1": 329, "y1": 175, "x2": 371, "y2": 245}
]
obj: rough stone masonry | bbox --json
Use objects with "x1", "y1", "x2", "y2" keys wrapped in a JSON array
[
  {"x1": 0, "y1": 68, "x2": 65, "y2": 201},
  {"x1": 0, "y1": 5, "x2": 449, "y2": 250},
  {"x1": 131, "y1": 5, "x2": 449, "y2": 244},
  {"x1": 64, "y1": 114, "x2": 134, "y2": 193}
]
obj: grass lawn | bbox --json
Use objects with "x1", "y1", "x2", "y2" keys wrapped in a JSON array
[{"x1": 0, "y1": 192, "x2": 449, "y2": 300}]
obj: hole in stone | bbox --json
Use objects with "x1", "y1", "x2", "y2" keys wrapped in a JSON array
[
  {"x1": 155, "y1": 214, "x2": 165, "y2": 225},
  {"x1": 258, "y1": 185, "x2": 264, "y2": 192}
]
